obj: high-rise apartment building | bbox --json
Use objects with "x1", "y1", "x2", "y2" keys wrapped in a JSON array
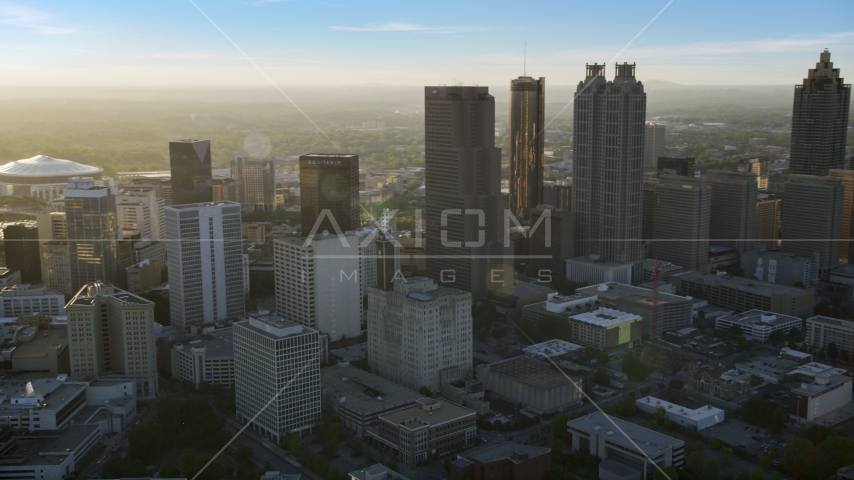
[
  {"x1": 116, "y1": 190, "x2": 165, "y2": 241},
  {"x1": 40, "y1": 240, "x2": 73, "y2": 298},
  {"x1": 756, "y1": 195, "x2": 781, "y2": 251},
  {"x1": 708, "y1": 170, "x2": 757, "y2": 253},
  {"x1": 424, "y1": 86, "x2": 510, "y2": 298},
  {"x1": 166, "y1": 202, "x2": 244, "y2": 330},
  {"x1": 211, "y1": 177, "x2": 244, "y2": 204},
  {"x1": 231, "y1": 157, "x2": 276, "y2": 212},
  {"x1": 169, "y1": 139, "x2": 212, "y2": 205},
  {"x1": 66, "y1": 281, "x2": 158, "y2": 399},
  {"x1": 649, "y1": 175, "x2": 711, "y2": 270},
  {"x1": 782, "y1": 175, "x2": 843, "y2": 272},
  {"x1": 274, "y1": 234, "x2": 375, "y2": 341},
  {"x1": 509, "y1": 76, "x2": 545, "y2": 219},
  {"x1": 644, "y1": 123, "x2": 665, "y2": 171},
  {"x1": 3, "y1": 222, "x2": 42, "y2": 284},
  {"x1": 299, "y1": 154, "x2": 360, "y2": 235},
  {"x1": 573, "y1": 63, "x2": 646, "y2": 281},
  {"x1": 367, "y1": 277, "x2": 472, "y2": 392},
  {"x1": 789, "y1": 50, "x2": 851, "y2": 176},
  {"x1": 656, "y1": 156, "x2": 695, "y2": 177},
  {"x1": 234, "y1": 315, "x2": 321, "y2": 441},
  {"x1": 829, "y1": 169, "x2": 854, "y2": 263},
  {"x1": 64, "y1": 178, "x2": 119, "y2": 290}
]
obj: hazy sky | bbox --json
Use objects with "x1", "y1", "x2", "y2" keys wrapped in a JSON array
[{"x1": 1, "y1": 0, "x2": 852, "y2": 87}]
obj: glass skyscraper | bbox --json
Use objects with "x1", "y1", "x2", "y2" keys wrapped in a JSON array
[
  {"x1": 169, "y1": 139, "x2": 213, "y2": 206},
  {"x1": 299, "y1": 154, "x2": 360, "y2": 235},
  {"x1": 509, "y1": 76, "x2": 545, "y2": 219},
  {"x1": 64, "y1": 178, "x2": 119, "y2": 290}
]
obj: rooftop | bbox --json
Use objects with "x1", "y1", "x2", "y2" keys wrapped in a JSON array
[
  {"x1": 348, "y1": 464, "x2": 410, "y2": 480},
  {"x1": 12, "y1": 329, "x2": 67, "y2": 360},
  {"x1": 238, "y1": 315, "x2": 316, "y2": 339},
  {"x1": 165, "y1": 201, "x2": 241, "y2": 211},
  {"x1": 737, "y1": 355, "x2": 802, "y2": 378},
  {"x1": 457, "y1": 441, "x2": 550, "y2": 464},
  {"x1": 636, "y1": 396, "x2": 724, "y2": 422},
  {"x1": 674, "y1": 271, "x2": 811, "y2": 296},
  {"x1": 791, "y1": 374, "x2": 852, "y2": 396},
  {"x1": 322, "y1": 364, "x2": 421, "y2": 413},
  {"x1": 577, "y1": 282, "x2": 692, "y2": 306},
  {"x1": 378, "y1": 399, "x2": 474, "y2": 430},
  {"x1": 786, "y1": 361, "x2": 847, "y2": 380},
  {"x1": 482, "y1": 356, "x2": 580, "y2": 390},
  {"x1": 0, "y1": 155, "x2": 102, "y2": 179},
  {"x1": 523, "y1": 339, "x2": 584, "y2": 359},
  {"x1": 567, "y1": 255, "x2": 633, "y2": 268},
  {"x1": 0, "y1": 284, "x2": 63, "y2": 298},
  {"x1": 569, "y1": 308, "x2": 642, "y2": 328},
  {"x1": 718, "y1": 309, "x2": 801, "y2": 328},
  {"x1": 568, "y1": 412, "x2": 684, "y2": 455},
  {"x1": 807, "y1": 315, "x2": 854, "y2": 329},
  {"x1": 175, "y1": 328, "x2": 234, "y2": 359}
]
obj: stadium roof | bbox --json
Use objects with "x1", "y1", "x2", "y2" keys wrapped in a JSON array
[{"x1": 0, "y1": 155, "x2": 102, "y2": 180}]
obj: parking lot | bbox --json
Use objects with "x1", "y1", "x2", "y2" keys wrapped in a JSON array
[{"x1": 702, "y1": 417, "x2": 795, "y2": 457}]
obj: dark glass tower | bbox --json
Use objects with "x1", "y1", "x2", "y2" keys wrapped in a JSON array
[
  {"x1": 64, "y1": 178, "x2": 119, "y2": 289},
  {"x1": 299, "y1": 154, "x2": 359, "y2": 234},
  {"x1": 2, "y1": 222, "x2": 41, "y2": 284},
  {"x1": 509, "y1": 76, "x2": 545, "y2": 219},
  {"x1": 169, "y1": 139, "x2": 213, "y2": 206},
  {"x1": 790, "y1": 50, "x2": 851, "y2": 176},
  {"x1": 572, "y1": 63, "x2": 646, "y2": 281}
]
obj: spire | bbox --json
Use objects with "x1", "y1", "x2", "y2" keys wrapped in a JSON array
[{"x1": 523, "y1": 40, "x2": 527, "y2": 76}]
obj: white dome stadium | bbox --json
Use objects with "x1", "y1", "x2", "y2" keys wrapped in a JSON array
[{"x1": 0, "y1": 155, "x2": 102, "y2": 183}]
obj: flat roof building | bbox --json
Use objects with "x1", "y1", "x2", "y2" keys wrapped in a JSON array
[
  {"x1": 805, "y1": 315, "x2": 854, "y2": 359},
  {"x1": 636, "y1": 396, "x2": 724, "y2": 431},
  {"x1": 715, "y1": 310, "x2": 802, "y2": 344},
  {"x1": 740, "y1": 246, "x2": 818, "y2": 288},
  {"x1": 170, "y1": 327, "x2": 235, "y2": 389},
  {"x1": 790, "y1": 374, "x2": 853, "y2": 426},
  {"x1": 476, "y1": 356, "x2": 584, "y2": 414},
  {"x1": 450, "y1": 442, "x2": 552, "y2": 480},
  {"x1": 522, "y1": 339, "x2": 585, "y2": 361},
  {"x1": 577, "y1": 282, "x2": 694, "y2": 338},
  {"x1": 565, "y1": 255, "x2": 633, "y2": 286},
  {"x1": 11, "y1": 329, "x2": 70, "y2": 375},
  {"x1": 0, "y1": 284, "x2": 65, "y2": 318},
  {"x1": 568, "y1": 308, "x2": 644, "y2": 350}
]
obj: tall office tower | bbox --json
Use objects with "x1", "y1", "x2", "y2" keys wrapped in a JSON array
[
  {"x1": 782, "y1": 175, "x2": 843, "y2": 272},
  {"x1": 649, "y1": 175, "x2": 711, "y2": 270},
  {"x1": 66, "y1": 281, "x2": 158, "y2": 399},
  {"x1": 211, "y1": 177, "x2": 244, "y2": 204},
  {"x1": 543, "y1": 180, "x2": 572, "y2": 212},
  {"x1": 166, "y1": 202, "x2": 244, "y2": 330},
  {"x1": 64, "y1": 178, "x2": 119, "y2": 290},
  {"x1": 116, "y1": 190, "x2": 165, "y2": 241},
  {"x1": 657, "y1": 156, "x2": 695, "y2": 177},
  {"x1": 274, "y1": 235, "x2": 374, "y2": 342},
  {"x1": 643, "y1": 122, "x2": 665, "y2": 171},
  {"x1": 234, "y1": 315, "x2": 321, "y2": 441},
  {"x1": 509, "y1": 76, "x2": 545, "y2": 219},
  {"x1": 708, "y1": 170, "x2": 757, "y2": 253},
  {"x1": 367, "y1": 277, "x2": 472, "y2": 392},
  {"x1": 40, "y1": 241, "x2": 73, "y2": 298},
  {"x1": 756, "y1": 195, "x2": 782, "y2": 251},
  {"x1": 829, "y1": 169, "x2": 854, "y2": 263},
  {"x1": 744, "y1": 157, "x2": 769, "y2": 189},
  {"x1": 124, "y1": 178, "x2": 173, "y2": 206},
  {"x1": 789, "y1": 50, "x2": 851, "y2": 176},
  {"x1": 299, "y1": 154, "x2": 360, "y2": 235},
  {"x1": 572, "y1": 64, "x2": 646, "y2": 281},
  {"x1": 528, "y1": 204, "x2": 574, "y2": 277},
  {"x1": 50, "y1": 212, "x2": 67, "y2": 240},
  {"x1": 424, "y1": 86, "x2": 510, "y2": 298},
  {"x1": 2, "y1": 222, "x2": 41, "y2": 284},
  {"x1": 169, "y1": 139, "x2": 212, "y2": 205},
  {"x1": 231, "y1": 157, "x2": 276, "y2": 212}
]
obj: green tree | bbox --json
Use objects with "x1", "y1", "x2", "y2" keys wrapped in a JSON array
[
  {"x1": 351, "y1": 439, "x2": 363, "y2": 457},
  {"x1": 593, "y1": 368, "x2": 611, "y2": 386},
  {"x1": 160, "y1": 459, "x2": 182, "y2": 478},
  {"x1": 828, "y1": 341, "x2": 839, "y2": 360},
  {"x1": 776, "y1": 437, "x2": 815, "y2": 479},
  {"x1": 720, "y1": 446, "x2": 734, "y2": 463},
  {"x1": 235, "y1": 446, "x2": 254, "y2": 466},
  {"x1": 478, "y1": 327, "x2": 490, "y2": 342},
  {"x1": 418, "y1": 386, "x2": 432, "y2": 397},
  {"x1": 709, "y1": 437, "x2": 722, "y2": 450},
  {"x1": 652, "y1": 466, "x2": 679, "y2": 480},
  {"x1": 128, "y1": 422, "x2": 162, "y2": 463},
  {"x1": 552, "y1": 439, "x2": 564, "y2": 459},
  {"x1": 387, "y1": 460, "x2": 399, "y2": 472},
  {"x1": 621, "y1": 354, "x2": 650, "y2": 382},
  {"x1": 597, "y1": 351, "x2": 610, "y2": 366},
  {"x1": 551, "y1": 413, "x2": 570, "y2": 440},
  {"x1": 654, "y1": 405, "x2": 666, "y2": 425},
  {"x1": 750, "y1": 469, "x2": 765, "y2": 480}
]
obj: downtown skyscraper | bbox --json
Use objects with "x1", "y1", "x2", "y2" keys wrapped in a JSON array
[
  {"x1": 509, "y1": 76, "x2": 545, "y2": 219},
  {"x1": 169, "y1": 139, "x2": 213, "y2": 205},
  {"x1": 572, "y1": 63, "x2": 646, "y2": 281},
  {"x1": 299, "y1": 154, "x2": 360, "y2": 235},
  {"x1": 424, "y1": 86, "x2": 510, "y2": 299},
  {"x1": 231, "y1": 157, "x2": 276, "y2": 212},
  {"x1": 789, "y1": 50, "x2": 851, "y2": 176},
  {"x1": 65, "y1": 178, "x2": 120, "y2": 290}
]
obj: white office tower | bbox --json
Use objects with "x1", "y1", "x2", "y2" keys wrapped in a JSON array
[
  {"x1": 66, "y1": 281, "x2": 158, "y2": 399},
  {"x1": 234, "y1": 315, "x2": 321, "y2": 442},
  {"x1": 274, "y1": 234, "x2": 375, "y2": 341},
  {"x1": 116, "y1": 190, "x2": 165, "y2": 240},
  {"x1": 367, "y1": 277, "x2": 472, "y2": 392},
  {"x1": 166, "y1": 202, "x2": 245, "y2": 330}
]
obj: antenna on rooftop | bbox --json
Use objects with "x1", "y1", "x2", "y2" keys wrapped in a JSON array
[{"x1": 524, "y1": 40, "x2": 527, "y2": 76}]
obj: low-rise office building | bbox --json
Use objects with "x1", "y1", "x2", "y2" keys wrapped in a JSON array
[
  {"x1": 450, "y1": 442, "x2": 552, "y2": 480},
  {"x1": 171, "y1": 327, "x2": 235, "y2": 388},
  {"x1": 0, "y1": 268, "x2": 21, "y2": 289},
  {"x1": 0, "y1": 284, "x2": 65, "y2": 317},
  {"x1": 567, "y1": 308, "x2": 643, "y2": 350},
  {"x1": 635, "y1": 396, "x2": 724, "y2": 431},
  {"x1": 715, "y1": 310, "x2": 802, "y2": 344},
  {"x1": 740, "y1": 247, "x2": 818, "y2": 287},
  {"x1": 736, "y1": 355, "x2": 804, "y2": 384},
  {"x1": 522, "y1": 339, "x2": 586, "y2": 362},
  {"x1": 476, "y1": 356, "x2": 584, "y2": 414},
  {"x1": 0, "y1": 424, "x2": 101, "y2": 480},
  {"x1": 577, "y1": 283, "x2": 694, "y2": 338},
  {"x1": 790, "y1": 374, "x2": 853, "y2": 426},
  {"x1": 805, "y1": 315, "x2": 854, "y2": 357},
  {"x1": 367, "y1": 398, "x2": 476, "y2": 469},
  {"x1": 11, "y1": 328, "x2": 69, "y2": 374},
  {"x1": 0, "y1": 377, "x2": 87, "y2": 431},
  {"x1": 670, "y1": 271, "x2": 814, "y2": 317},
  {"x1": 349, "y1": 464, "x2": 410, "y2": 480}
]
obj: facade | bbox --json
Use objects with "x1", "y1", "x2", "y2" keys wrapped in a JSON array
[
  {"x1": 211, "y1": 177, "x2": 244, "y2": 203},
  {"x1": 756, "y1": 195, "x2": 781, "y2": 251},
  {"x1": 656, "y1": 156, "x2": 695, "y2": 177},
  {"x1": 64, "y1": 178, "x2": 120, "y2": 290},
  {"x1": 40, "y1": 240, "x2": 73, "y2": 298},
  {"x1": 450, "y1": 442, "x2": 551, "y2": 480},
  {"x1": 367, "y1": 398, "x2": 476, "y2": 469},
  {"x1": 648, "y1": 175, "x2": 711, "y2": 269},
  {"x1": 171, "y1": 327, "x2": 235, "y2": 388},
  {"x1": 543, "y1": 180, "x2": 572, "y2": 212},
  {"x1": 789, "y1": 50, "x2": 851, "y2": 176},
  {"x1": 169, "y1": 139, "x2": 213, "y2": 205},
  {"x1": 567, "y1": 308, "x2": 643, "y2": 350},
  {"x1": 577, "y1": 282, "x2": 694, "y2": 339},
  {"x1": 565, "y1": 255, "x2": 633, "y2": 285},
  {"x1": 509, "y1": 76, "x2": 546, "y2": 219},
  {"x1": 476, "y1": 356, "x2": 584, "y2": 413},
  {"x1": 321, "y1": 363, "x2": 422, "y2": 436},
  {"x1": 0, "y1": 154, "x2": 103, "y2": 201},
  {"x1": 715, "y1": 310, "x2": 802, "y2": 344},
  {"x1": 116, "y1": 190, "x2": 165, "y2": 241},
  {"x1": 782, "y1": 175, "x2": 844, "y2": 272},
  {"x1": 231, "y1": 157, "x2": 276, "y2": 212},
  {"x1": 740, "y1": 246, "x2": 818, "y2": 287},
  {"x1": 643, "y1": 123, "x2": 665, "y2": 171},
  {"x1": 50, "y1": 212, "x2": 67, "y2": 240},
  {"x1": 3, "y1": 222, "x2": 42, "y2": 284},
  {"x1": 66, "y1": 281, "x2": 158, "y2": 399},
  {"x1": 829, "y1": 169, "x2": 854, "y2": 263},
  {"x1": 790, "y1": 374, "x2": 853, "y2": 425},
  {"x1": 11, "y1": 328, "x2": 70, "y2": 374},
  {"x1": 744, "y1": 157, "x2": 769, "y2": 189},
  {"x1": 669, "y1": 271, "x2": 815, "y2": 317},
  {"x1": 528, "y1": 204, "x2": 574, "y2": 277},
  {"x1": 424, "y1": 86, "x2": 511, "y2": 299},
  {"x1": 125, "y1": 259, "x2": 162, "y2": 294},
  {"x1": 573, "y1": 64, "x2": 646, "y2": 281},
  {"x1": 635, "y1": 396, "x2": 724, "y2": 431},
  {"x1": 274, "y1": 235, "x2": 374, "y2": 342},
  {"x1": 708, "y1": 170, "x2": 757, "y2": 253},
  {"x1": 0, "y1": 269, "x2": 20, "y2": 289},
  {"x1": 299, "y1": 153, "x2": 360, "y2": 235},
  {"x1": 805, "y1": 315, "x2": 854, "y2": 357},
  {"x1": 166, "y1": 202, "x2": 245, "y2": 330},
  {"x1": 121, "y1": 177, "x2": 172, "y2": 205},
  {"x1": 234, "y1": 315, "x2": 321, "y2": 441},
  {"x1": 0, "y1": 284, "x2": 65, "y2": 317},
  {"x1": 568, "y1": 412, "x2": 685, "y2": 477},
  {"x1": 367, "y1": 277, "x2": 472, "y2": 393}
]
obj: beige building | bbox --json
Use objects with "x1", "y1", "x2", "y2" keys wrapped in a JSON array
[
  {"x1": 116, "y1": 190, "x2": 165, "y2": 241},
  {"x1": 231, "y1": 157, "x2": 276, "y2": 212},
  {"x1": 829, "y1": 169, "x2": 854, "y2": 262},
  {"x1": 577, "y1": 282, "x2": 694, "y2": 338},
  {"x1": 756, "y1": 195, "x2": 781, "y2": 251},
  {"x1": 368, "y1": 277, "x2": 471, "y2": 393},
  {"x1": 11, "y1": 328, "x2": 70, "y2": 374},
  {"x1": 708, "y1": 170, "x2": 757, "y2": 253},
  {"x1": 670, "y1": 271, "x2": 814, "y2": 317},
  {"x1": 805, "y1": 315, "x2": 854, "y2": 357},
  {"x1": 50, "y1": 212, "x2": 67, "y2": 240},
  {"x1": 40, "y1": 240, "x2": 73, "y2": 299},
  {"x1": 648, "y1": 175, "x2": 711, "y2": 269},
  {"x1": 242, "y1": 222, "x2": 266, "y2": 242},
  {"x1": 125, "y1": 259, "x2": 162, "y2": 294},
  {"x1": 0, "y1": 284, "x2": 65, "y2": 317},
  {"x1": 66, "y1": 282, "x2": 158, "y2": 399},
  {"x1": 568, "y1": 308, "x2": 643, "y2": 350},
  {"x1": 782, "y1": 175, "x2": 844, "y2": 272},
  {"x1": 171, "y1": 327, "x2": 234, "y2": 388}
]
